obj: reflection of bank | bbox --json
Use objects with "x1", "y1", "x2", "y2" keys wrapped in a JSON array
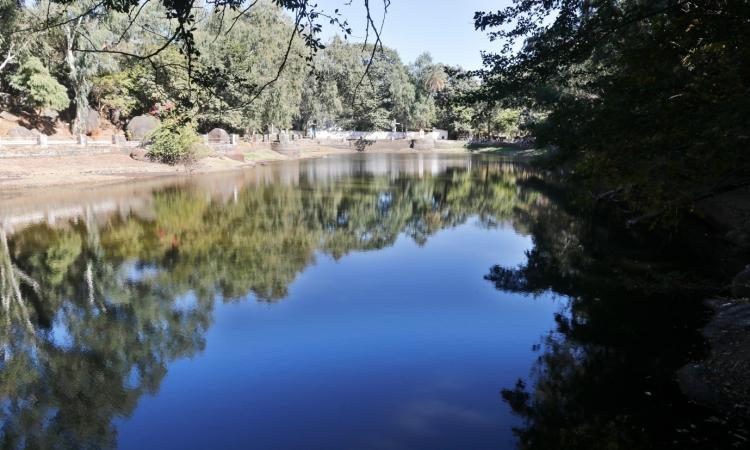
[
  {"x1": 0, "y1": 155, "x2": 540, "y2": 238},
  {"x1": 0, "y1": 228, "x2": 37, "y2": 336},
  {"x1": 0, "y1": 154, "x2": 473, "y2": 235}
]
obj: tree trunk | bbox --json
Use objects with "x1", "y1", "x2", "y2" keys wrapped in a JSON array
[
  {"x1": 65, "y1": 19, "x2": 90, "y2": 136},
  {"x1": 0, "y1": 43, "x2": 16, "y2": 74}
]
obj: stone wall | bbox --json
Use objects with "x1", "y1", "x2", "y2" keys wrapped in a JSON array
[{"x1": 316, "y1": 130, "x2": 448, "y2": 141}]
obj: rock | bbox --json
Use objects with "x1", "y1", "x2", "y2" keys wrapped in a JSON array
[
  {"x1": 112, "y1": 135, "x2": 127, "y2": 145},
  {"x1": 84, "y1": 110, "x2": 100, "y2": 135},
  {"x1": 7, "y1": 126, "x2": 39, "y2": 138},
  {"x1": 41, "y1": 109, "x2": 59, "y2": 121},
  {"x1": 732, "y1": 265, "x2": 750, "y2": 298},
  {"x1": 677, "y1": 299, "x2": 750, "y2": 418},
  {"x1": 130, "y1": 148, "x2": 150, "y2": 162},
  {"x1": 127, "y1": 115, "x2": 160, "y2": 141},
  {"x1": 207, "y1": 128, "x2": 230, "y2": 143}
]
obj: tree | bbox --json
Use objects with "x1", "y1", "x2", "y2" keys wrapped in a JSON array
[
  {"x1": 434, "y1": 66, "x2": 479, "y2": 139},
  {"x1": 0, "y1": 0, "x2": 30, "y2": 75},
  {"x1": 193, "y1": 2, "x2": 309, "y2": 133},
  {"x1": 145, "y1": 115, "x2": 201, "y2": 165},
  {"x1": 424, "y1": 64, "x2": 447, "y2": 94},
  {"x1": 474, "y1": 0, "x2": 750, "y2": 222},
  {"x1": 9, "y1": 56, "x2": 69, "y2": 113},
  {"x1": 303, "y1": 37, "x2": 414, "y2": 131},
  {"x1": 408, "y1": 52, "x2": 445, "y2": 129}
]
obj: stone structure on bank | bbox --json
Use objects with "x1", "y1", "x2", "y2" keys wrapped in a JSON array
[{"x1": 126, "y1": 115, "x2": 160, "y2": 141}]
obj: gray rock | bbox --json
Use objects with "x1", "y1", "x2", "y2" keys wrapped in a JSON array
[
  {"x1": 7, "y1": 126, "x2": 39, "y2": 138},
  {"x1": 84, "y1": 109, "x2": 100, "y2": 134},
  {"x1": 127, "y1": 115, "x2": 160, "y2": 141},
  {"x1": 129, "y1": 148, "x2": 149, "y2": 162},
  {"x1": 41, "y1": 109, "x2": 59, "y2": 121},
  {"x1": 112, "y1": 135, "x2": 127, "y2": 145},
  {"x1": 207, "y1": 128, "x2": 230, "y2": 143}
]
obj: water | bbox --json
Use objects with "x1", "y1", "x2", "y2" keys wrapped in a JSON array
[{"x1": 0, "y1": 154, "x2": 739, "y2": 449}]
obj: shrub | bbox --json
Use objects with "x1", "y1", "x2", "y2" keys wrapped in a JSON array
[
  {"x1": 145, "y1": 117, "x2": 200, "y2": 166},
  {"x1": 9, "y1": 57, "x2": 69, "y2": 113}
]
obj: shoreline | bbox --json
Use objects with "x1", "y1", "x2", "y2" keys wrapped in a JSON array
[{"x1": 0, "y1": 144, "x2": 473, "y2": 195}]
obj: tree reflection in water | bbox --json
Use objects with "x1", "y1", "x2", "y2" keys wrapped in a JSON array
[
  {"x1": 0, "y1": 158, "x2": 546, "y2": 448},
  {"x1": 486, "y1": 180, "x2": 745, "y2": 449}
]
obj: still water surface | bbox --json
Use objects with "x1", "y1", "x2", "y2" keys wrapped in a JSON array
[{"x1": 0, "y1": 154, "x2": 732, "y2": 449}]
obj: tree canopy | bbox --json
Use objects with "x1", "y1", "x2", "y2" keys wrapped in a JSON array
[
  {"x1": 0, "y1": 0, "x2": 518, "y2": 138},
  {"x1": 473, "y1": 0, "x2": 750, "y2": 222}
]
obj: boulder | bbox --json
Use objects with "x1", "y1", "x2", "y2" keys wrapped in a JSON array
[
  {"x1": 7, "y1": 126, "x2": 39, "y2": 138},
  {"x1": 207, "y1": 128, "x2": 230, "y2": 143},
  {"x1": 41, "y1": 109, "x2": 59, "y2": 121},
  {"x1": 127, "y1": 115, "x2": 160, "y2": 141},
  {"x1": 84, "y1": 110, "x2": 100, "y2": 135},
  {"x1": 129, "y1": 148, "x2": 150, "y2": 162}
]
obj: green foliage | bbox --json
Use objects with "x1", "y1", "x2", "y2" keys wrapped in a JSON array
[
  {"x1": 91, "y1": 70, "x2": 139, "y2": 123},
  {"x1": 494, "y1": 109, "x2": 520, "y2": 135},
  {"x1": 434, "y1": 67, "x2": 480, "y2": 138},
  {"x1": 145, "y1": 117, "x2": 200, "y2": 165},
  {"x1": 193, "y1": 3, "x2": 308, "y2": 132},
  {"x1": 1, "y1": 1, "x2": 491, "y2": 137},
  {"x1": 302, "y1": 37, "x2": 416, "y2": 131},
  {"x1": 475, "y1": 0, "x2": 750, "y2": 221},
  {"x1": 9, "y1": 57, "x2": 69, "y2": 112}
]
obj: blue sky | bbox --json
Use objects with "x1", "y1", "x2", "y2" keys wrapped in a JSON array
[{"x1": 314, "y1": 0, "x2": 510, "y2": 69}]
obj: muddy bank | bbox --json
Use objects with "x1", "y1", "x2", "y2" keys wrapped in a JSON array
[
  {"x1": 0, "y1": 152, "x2": 240, "y2": 191},
  {"x1": 678, "y1": 298, "x2": 750, "y2": 423},
  {"x1": 0, "y1": 143, "x2": 468, "y2": 193},
  {"x1": 676, "y1": 186, "x2": 750, "y2": 421}
]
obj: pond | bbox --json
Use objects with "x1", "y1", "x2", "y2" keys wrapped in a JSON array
[{"x1": 0, "y1": 154, "x2": 738, "y2": 449}]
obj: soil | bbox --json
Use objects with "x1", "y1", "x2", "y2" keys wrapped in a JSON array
[
  {"x1": 0, "y1": 144, "x2": 469, "y2": 192},
  {"x1": 678, "y1": 298, "x2": 750, "y2": 422}
]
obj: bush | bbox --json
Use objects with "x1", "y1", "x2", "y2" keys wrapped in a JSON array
[
  {"x1": 145, "y1": 118, "x2": 200, "y2": 166},
  {"x1": 9, "y1": 57, "x2": 69, "y2": 113}
]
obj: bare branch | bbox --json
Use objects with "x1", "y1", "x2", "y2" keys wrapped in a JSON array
[
  {"x1": 353, "y1": 0, "x2": 388, "y2": 97},
  {"x1": 244, "y1": 8, "x2": 305, "y2": 106},
  {"x1": 224, "y1": 0, "x2": 259, "y2": 36}
]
